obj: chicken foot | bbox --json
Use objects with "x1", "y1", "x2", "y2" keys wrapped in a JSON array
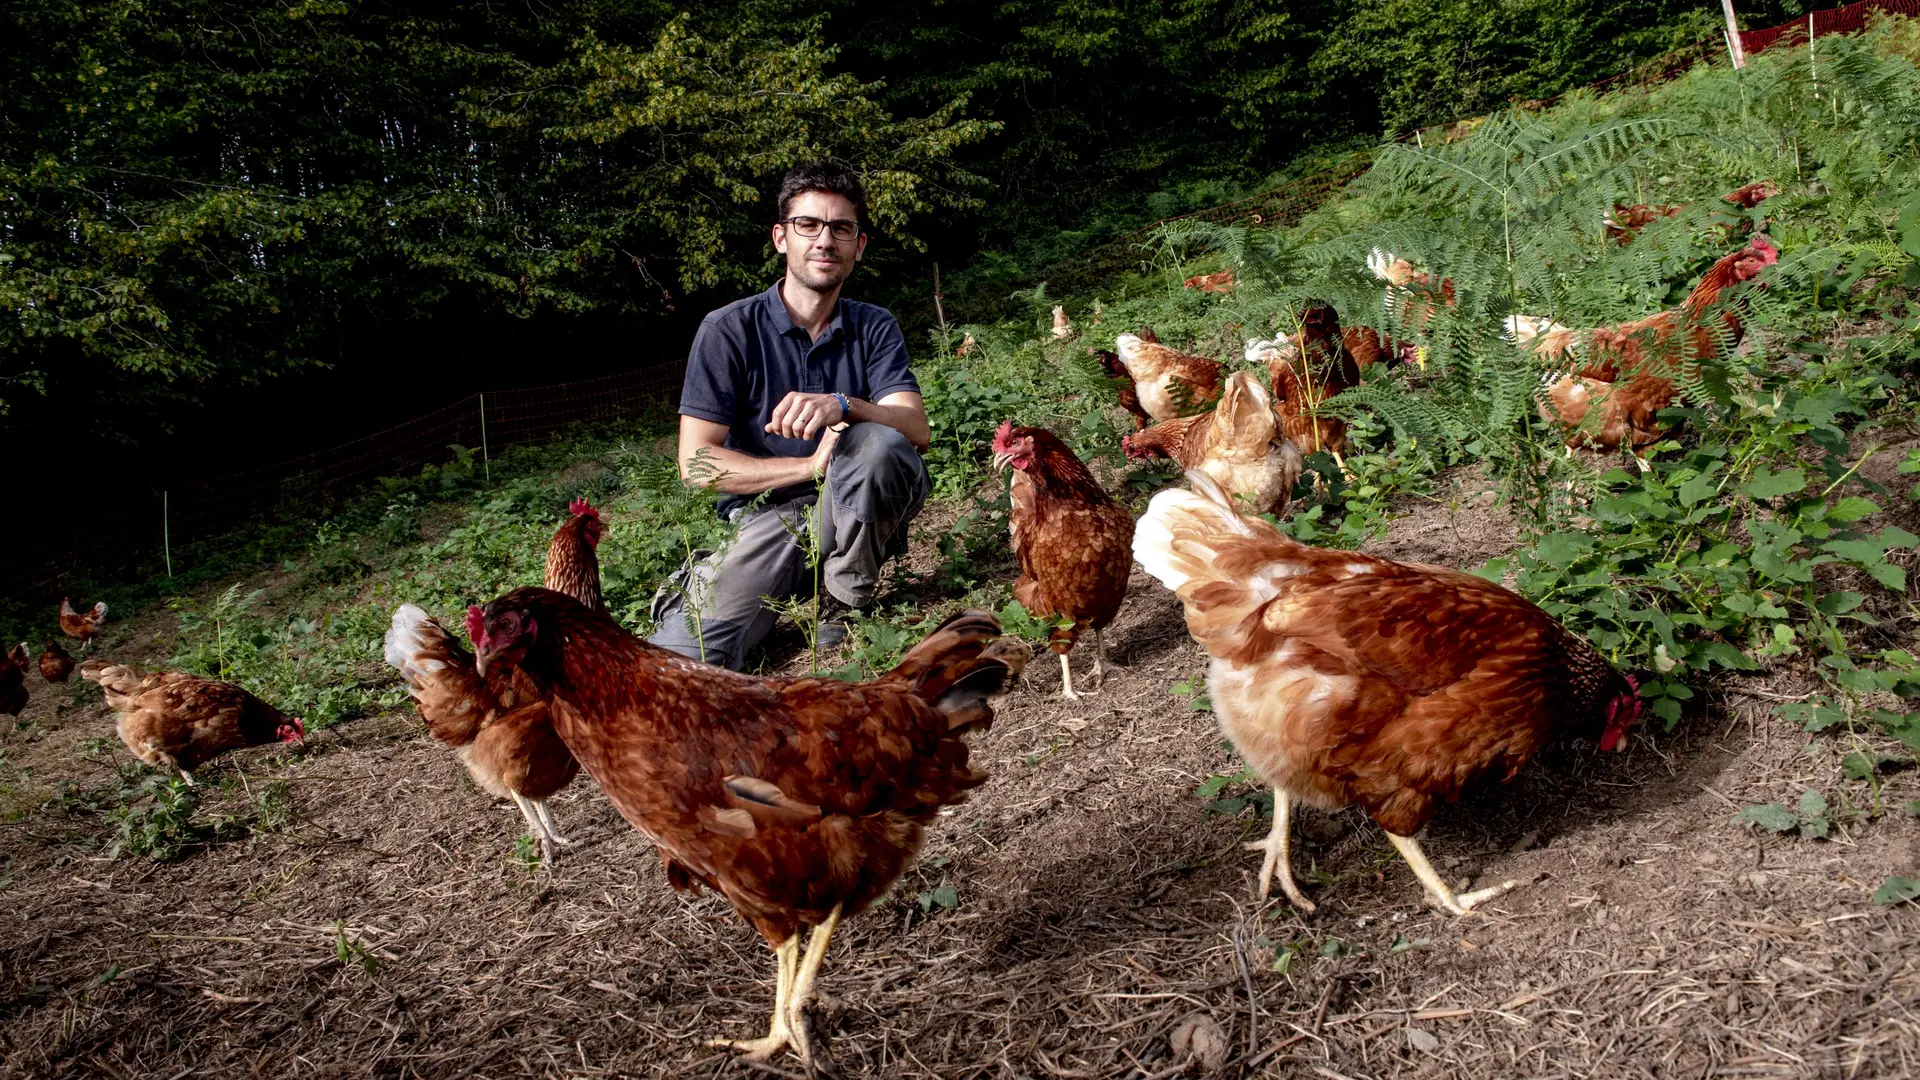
[
  {"x1": 1057, "y1": 652, "x2": 1082, "y2": 700},
  {"x1": 1385, "y1": 831, "x2": 1518, "y2": 916},
  {"x1": 711, "y1": 903, "x2": 843, "y2": 1069},
  {"x1": 509, "y1": 792, "x2": 570, "y2": 866},
  {"x1": 710, "y1": 935, "x2": 799, "y2": 1060},
  {"x1": 1245, "y1": 788, "x2": 1316, "y2": 913}
]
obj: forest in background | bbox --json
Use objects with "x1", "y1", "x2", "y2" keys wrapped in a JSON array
[{"x1": 0, "y1": 0, "x2": 1815, "y2": 487}]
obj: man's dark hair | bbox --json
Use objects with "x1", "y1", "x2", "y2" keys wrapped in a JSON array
[{"x1": 777, "y1": 161, "x2": 868, "y2": 229}]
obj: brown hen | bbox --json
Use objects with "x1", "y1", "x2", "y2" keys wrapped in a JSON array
[
  {"x1": 1134, "y1": 472, "x2": 1641, "y2": 915},
  {"x1": 383, "y1": 497, "x2": 604, "y2": 863},
  {"x1": 1531, "y1": 235, "x2": 1778, "y2": 457},
  {"x1": 59, "y1": 598, "x2": 107, "y2": 650},
  {"x1": 1122, "y1": 371, "x2": 1302, "y2": 518},
  {"x1": 469, "y1": 595, "x2": 1023, "y2": 1068},
  {"x1": 81, "y1": 661, "x2": 306, "y2": 784},
  {"x1": 994, "y1": 423, "x2": 1136, "y2": 699},
  {"x1": 40, "y1": 641, "x2": 74, "y2": 683},
  {"x1": 1113, "y1": 333, "x2": 1225, "y2": 422},
  {"x1": 1, "y1": 644, "x2": 27, "y2": 718}
]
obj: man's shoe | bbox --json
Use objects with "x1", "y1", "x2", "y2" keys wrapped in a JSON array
[{"x1": 813, "y1": 596, "x2": 853, "y2": 650}]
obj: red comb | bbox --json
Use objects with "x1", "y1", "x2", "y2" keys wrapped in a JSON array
[
  {"x1": 465, "y1": 605, "x2": 485, "y2": 645},
  {"x1": 568, "y1": 498, "x2": 600, "y2": 520},
  {"x1": 992, "y1": 420, "x2": 1014, "y2": 453}
]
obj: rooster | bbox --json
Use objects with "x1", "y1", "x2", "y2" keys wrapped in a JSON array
[
  {"x1": 994, "y1": 423, "x2": 1136, "y2": 699},
  {"x1": 40, "y1": 641, "x2": 74, "y2": 683},
  {"x1": 383, "y1": 497, "x2": 605, "y2": 863},
  {"x1": 1134, "y1": 472, "x2": 1642, "y2": 915},
  {"x1": 2, "y1": 644, "x2": 27, "y2": 718},
  {"x1": 468, "y1": 595, "x2": 1023, "y2": 1068},
  {"x1": 1113, "y1": 333, "x2": 1225, "y2": 422},
  {"x1": 1530, "y1": 235, "x2": 1779, "y2": 456},
  {"x1": 59, "y1": 598, "x2": 107, "y2": 651},
  {"x1": 82, "y1": 662, "x2": 306, "y2": 784},
  {"x1": 1122, "y1": 372, "x2": 1302, "y2": 518}
]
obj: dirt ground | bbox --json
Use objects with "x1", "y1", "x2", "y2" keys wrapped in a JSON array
[{"x1": 3, "y1": 468, "x2": 1917, "y2": 1080}]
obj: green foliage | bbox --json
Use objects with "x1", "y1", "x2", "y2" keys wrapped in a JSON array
[
  {"x1": 106, "y1": 775, "x2": 199, "y2": 861},
  {"x1": 0, "y1": 0, "x2": 990, "y2": 418},
  {"x1": 1734, "y1": 790, "x2": 1834, "y2": 839}
]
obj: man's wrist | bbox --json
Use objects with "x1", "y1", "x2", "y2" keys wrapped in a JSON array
[{"x1": 831, "y1": 392, "x2": 852, "y2": 423}]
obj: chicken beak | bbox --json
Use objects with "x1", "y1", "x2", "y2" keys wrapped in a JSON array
[
  {"x1": 474, "y1": 650, "x2": 491, "y2": 678},
  {"x1": 991, "y1": 451, "x2": 1014, "y2": 472}
]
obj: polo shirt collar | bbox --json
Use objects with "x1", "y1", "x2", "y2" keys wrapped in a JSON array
[{"x1": 763, "y1": 280, "x2": 844, "y2": 340}]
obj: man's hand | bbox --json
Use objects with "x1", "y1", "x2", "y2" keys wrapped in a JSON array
[
  {"x1": 766, "y1": 391, "x2": 847, "y2": 441},
  {"x1": 808, "y1": 423, "x2": 845, "y2": 477}
]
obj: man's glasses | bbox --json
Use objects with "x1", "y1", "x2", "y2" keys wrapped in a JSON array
[{"x1": 778, "y1": 216, "x2": 861, "y2": 242}]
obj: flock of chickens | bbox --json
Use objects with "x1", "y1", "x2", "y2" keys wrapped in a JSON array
[{"x1": 0, "y1": 193, "x2": 1785, "y2": 1069}]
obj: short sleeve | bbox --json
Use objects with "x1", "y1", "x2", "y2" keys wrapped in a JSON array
[
  {"x1": 864, "y1": 314, "x2": 920, "y2": 401},
  {"x1": 679, "y1": 316, "x2": 741, "y2": 426}
]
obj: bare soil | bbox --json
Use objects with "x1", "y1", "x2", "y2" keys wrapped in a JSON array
[{"x1": 2, "y1": 475, "x2": 1917, "y2": 1080}]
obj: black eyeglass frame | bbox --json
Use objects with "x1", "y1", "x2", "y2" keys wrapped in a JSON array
[{"x1": 776, "y1": 216, "x2": 863, "y2": 242}]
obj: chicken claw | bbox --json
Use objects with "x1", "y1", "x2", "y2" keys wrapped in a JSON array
[
  {"x1": 1057, "y1": 652, "x2": 1085, "y2": 700},
  {"x1": 1385, "y1": 831, "x2": 1518, "y2": 916},
  {"x1": 1245, "y1": 788, "x2": 1316, "y2": 913}
]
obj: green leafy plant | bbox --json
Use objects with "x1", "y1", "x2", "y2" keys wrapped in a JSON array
[{"x1": 1733, "y1": 790, "x2": 1835, "y2": 839}]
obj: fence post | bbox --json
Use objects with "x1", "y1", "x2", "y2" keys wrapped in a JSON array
[
  {"x1": 1721, "y1": 0, "x2": 1747, "y2": 67},
  {"x1": 478, "y1": 393, "x2": 492, "y2": 484},
  {"x1": 163, "y1": 491, "x2": 173, "y2": 579}
]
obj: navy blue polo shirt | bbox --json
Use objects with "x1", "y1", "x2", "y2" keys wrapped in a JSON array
[{"x1": 679, "y1": 281, "x2": 920, "y2": 512}]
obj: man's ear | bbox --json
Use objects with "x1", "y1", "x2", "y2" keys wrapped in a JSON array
[
  {"x1": 772, "y1": 223, "x2": 790, "y2": 254},
  {"x1": 853, "y1": 233, "x2": 868, "y2": 263}
]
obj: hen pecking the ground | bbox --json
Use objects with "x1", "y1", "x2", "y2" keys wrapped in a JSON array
[
  {"x1": 39, "y1": 640, "x2": 74, "y2": 683},
  {"x1": 81, "y1": 662, "x2": 306, "y2": 785},
  {"x1": 1122, "y1": 371, "x2": 1302, "y2": 518},
  {"x1": 466, "y1": 594, "x2": 1025, "y2": 1069},
  {"x1": 1133, "y1": 471, "x2": 1641, "y2": 915},
  {"x1": 994, "y1": 422, "x2": 1136, "y2": 699}
]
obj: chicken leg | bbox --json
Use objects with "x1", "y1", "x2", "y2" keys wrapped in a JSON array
[
  {"x1": 1385, "y1": 831, "x2": 1518, "y2": 915},
  {"x1": 1245, "y1": 788, "x2": 1316, "y2": 913},
  {"x1": 710, "y1": 935, "x2": 800, "y2": 1060},
  {"x1": 1089, "y1": 628, "x2": 1108, "y2": 689},
  {"x1": 711, "y1": 903, "x2": 842, "y2": 1067},
  {"x1": 509, "y1": 792, "x2": 568, "y2": 866},
  {"x1": 1058, "y1": 652, "x2": 1081, "y2": 700}
]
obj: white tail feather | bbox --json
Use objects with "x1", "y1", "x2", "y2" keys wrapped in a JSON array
[
  {"x1": 384, "y1": 604, "x2": 452, "y2": 691},
  {"x1": 1133, "y1": 471, "x2": 1257, "y2": 594}
]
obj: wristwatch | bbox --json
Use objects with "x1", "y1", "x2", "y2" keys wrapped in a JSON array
[{"x1": 831, "y1": 392, "x2": 852, "y2": 423}]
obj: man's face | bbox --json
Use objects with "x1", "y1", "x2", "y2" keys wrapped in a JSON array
[{"x1": 773, "y1": 191, "x2": 867, "y2": 294}]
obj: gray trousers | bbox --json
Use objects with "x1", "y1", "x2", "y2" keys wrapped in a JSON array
[{"x1": 646, "y1": 422, "x2": 930, "y2": 670}]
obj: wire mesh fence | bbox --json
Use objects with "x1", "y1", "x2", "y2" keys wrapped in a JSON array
[{"x1": 2, "y1": 361, "x2": 686, "y2": 608}]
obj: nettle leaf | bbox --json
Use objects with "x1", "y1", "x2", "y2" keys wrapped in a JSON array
[
  {"x1": 1827, "y1": 497, "x2": 1880, "y2": 523},
  {"x1": 1798, "y1": 790, "x2": 1828, "y2": 819},
  {"x1": 1873, "y1": 876, "x2": 1920, "y2": 905},
  {"x1": 1675, "y1": 469, "x2": 1720, "y2": 506},
  {"x1": 1698, "y1": 641, "x2": 1759, "y2": 670},
  {"x1": 1531, "y1": 532, "x2": 1594, "y2": 568},
  {"x1": 1781, "y1": 700, "x2": 1846, "y2": 732},
  {"x1": 1745, "y1": 467, "x2": 1808, "y2": 500},
  {"x1": 1817, "y1": 591, "x2": 1865, "y2": 616},
  {"x1": 1732, "y1": 803, "x2": 1798, "y2": 833},
  {"x1": 1867, "y1": 562, "x2": 1907, "y2": 591}
]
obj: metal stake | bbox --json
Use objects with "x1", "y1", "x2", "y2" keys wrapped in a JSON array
[
  {"x1": 163, "y1": 491, "x2": 173, "y2": 579},
  {"x1": 479, "y1": 393, "x2": 492, "y2": 483},
  {"x1": 1721, "y1": 0, "x2": 1747, "y2": 68}
]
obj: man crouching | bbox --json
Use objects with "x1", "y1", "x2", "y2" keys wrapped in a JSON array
[{"x1": 647, "y1": 161, "x2": 931, "y2": 670}]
